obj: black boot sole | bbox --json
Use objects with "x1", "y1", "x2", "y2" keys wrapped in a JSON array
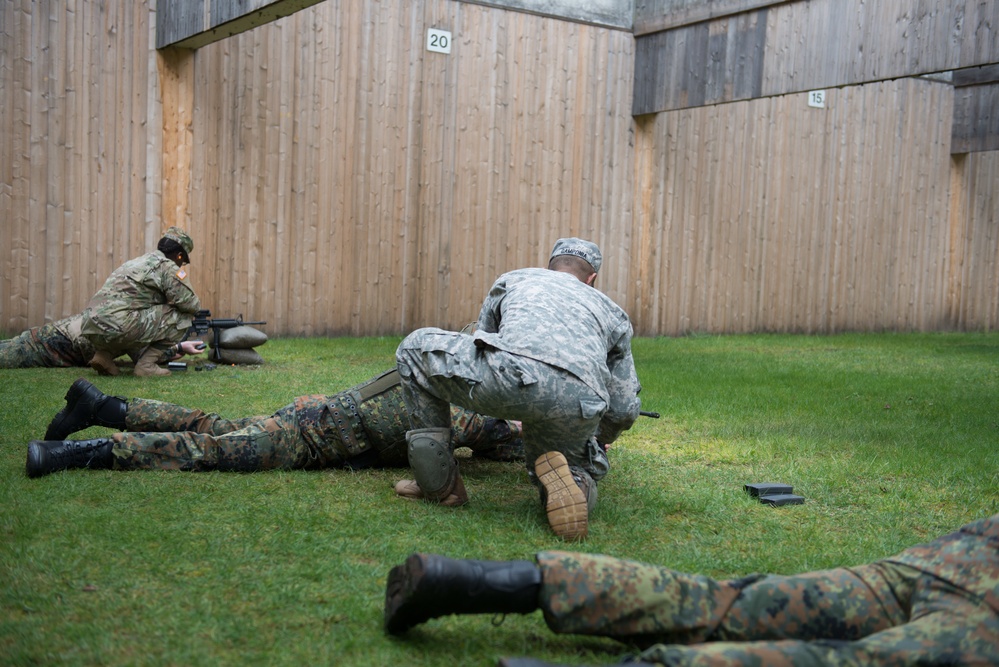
[
  {"x1": 44, "y1": 378, "x2": 97, "y2": 441},
  {"x1": 384, "y1": 553, "x2": 434, "y2": 635},
  {"x1": 25, "y1": 441, "x2": 49, "y2": 478}
]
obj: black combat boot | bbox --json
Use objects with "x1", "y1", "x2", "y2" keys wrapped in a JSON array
[
  {"x1": 26, "y1": 439, "x2": 115, "y2": 478},
  {"x1": 384, "y1": 553, "x2": 541, "y2": 635},
  {"x1": 44, "y1": 378, "x2": 127, "y2": 440}
]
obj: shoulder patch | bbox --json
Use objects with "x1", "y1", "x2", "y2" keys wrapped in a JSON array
[{"x1": 176, "y1": 269, "x2": 188, "y2": 280}]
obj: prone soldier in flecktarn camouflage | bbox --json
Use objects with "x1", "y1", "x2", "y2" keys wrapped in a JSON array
[
  {"x1": 81, "y1": 226, "x2": 203, "y2": 377},
  {"x1": 1, "y1": 313, "x2": 206, "y2": 370},
  {"x1": 1, "y1": 314, "x2": 96, "y2": 368},
  {"x1": 25, "y1": 369, "x2": 523, "y2": 478},
  {"x1": 384, "y1": 515, "x2": 999, "y2": 667},
  {"x1": 395, "y1": 238, "x2": 642, "y2": 541}
]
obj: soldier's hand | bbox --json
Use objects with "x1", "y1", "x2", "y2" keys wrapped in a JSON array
[{"x1": 178, "y1": 340, "x2": 208, "y2": 356}]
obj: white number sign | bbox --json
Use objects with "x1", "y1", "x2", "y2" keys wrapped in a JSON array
[
  {"x1": 808, "y1": 90, "x2": 826, "y2": 108},
  {"x1": 427, "y1": 29, "x2": 451, "y2": 54}
]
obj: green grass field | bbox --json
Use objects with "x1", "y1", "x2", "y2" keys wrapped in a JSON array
[{"x1": 2, "y1": 332, "x2": 997, "y2": 666}]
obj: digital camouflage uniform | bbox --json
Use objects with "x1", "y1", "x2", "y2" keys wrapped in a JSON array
[
  {"x1": 81, "y1": 249, "x2": 201, "y2": 360},
  {"x1": 0, "y1": 314, "x2": 95, "y2": 368},
  {"x1": 107, "y1": 370, "x2": 523, "y2": 472},
  {"x1": 396, "y1": 267, "x2": 641, "y2": 483},
  {"x1": 536, "y1": 514, "x2": 999, "y2": 666}
]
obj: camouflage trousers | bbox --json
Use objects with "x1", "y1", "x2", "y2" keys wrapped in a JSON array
[
  {"x1": 0, "y1": 324, "x2": 90, "y2": 368},
  {"x1": 111, "y1": 396, "x2": 344, "y2": 471},
  {"x1": 536, "y1": 515, "x2": 999, "y2": 666},
  {"x1": 82, "y1": 304, "x2": 190, "y2": 359},
  {"x1": 396, "y1": 328, "x2": 606, "y2": 479}
]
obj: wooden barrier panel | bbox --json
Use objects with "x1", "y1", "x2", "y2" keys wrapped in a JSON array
[
  {"x1": 634, "y1": 0, "x2": 999, "y2": 114},
  {"x1": 629, "y1": 78, "x2": 958, "y2": 335},
  {"x1": 2, "y1": 0, "x2": 998, "y2": 337},
  {"x1": 187, "y1": 0, "x2": 638, "y2": 334}
]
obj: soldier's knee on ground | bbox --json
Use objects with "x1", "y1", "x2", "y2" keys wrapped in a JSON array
[{"x1": 407, "y1": 427, "x2": 460, "y2": 501}]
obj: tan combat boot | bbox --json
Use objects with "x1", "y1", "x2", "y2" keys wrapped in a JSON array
[
  {"x1": 134, "y1": 349, "x2": 170, "y2": 377},
  {"x1": 535, "y1": 451, "x2": 588, "y2": 541},
  {"x1": 394, "y1": 476, "x2": 469, "y2": 507},
  {"x1": 88, "y1": 350, "x2": 120, "y2": 376}
]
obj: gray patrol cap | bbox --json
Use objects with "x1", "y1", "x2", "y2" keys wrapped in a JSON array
[{"x1": 550, "y1": 237, "x2": 602, "y2": 273}]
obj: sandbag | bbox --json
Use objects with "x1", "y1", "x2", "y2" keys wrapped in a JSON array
[
  {"x1": 214, "y1": 347, "x2": 265, "y2": 365},
  {"x1": 210, "y1": 325, "x2": 268, "y2": 349}
]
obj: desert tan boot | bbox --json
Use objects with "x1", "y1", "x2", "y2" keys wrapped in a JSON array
[
  {"x1": 134, "y1": 349, "x2": 171, "y2": 377},
  {"x1": 535, "y1": 451, "x2": 588, "y2": 541},
  {"x1": 394, "y1": 476, "x2": 469, "y2": 507},
  {"x1": 88, "y1": 350, "x2": 120, "y2": 376}
]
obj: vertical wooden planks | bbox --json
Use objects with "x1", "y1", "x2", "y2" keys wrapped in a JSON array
[{"x1": 4, "y1": 0, "x2": 997, "y2": 338}]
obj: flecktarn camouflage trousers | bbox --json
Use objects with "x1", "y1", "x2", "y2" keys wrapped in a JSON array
[
  {"x1": 111, "y1": 396, "x2": 331, "y2": 471},
  {"x1": 0, "y1": 323, "x2": 89, "y2": 368},
  {"x1": 536, "y1": 515, "x2": 999, "y2": 666}
]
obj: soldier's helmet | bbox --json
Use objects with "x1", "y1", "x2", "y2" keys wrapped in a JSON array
[{"x1": 162, "y1": 226, "x2": 194, "y2": 263}]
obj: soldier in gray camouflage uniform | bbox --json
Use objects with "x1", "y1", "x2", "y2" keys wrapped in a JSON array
[
  {"x1": 81, "y1": 226, "x2": 202, "y2": 377},
  {"x1": 384, "y1": 514, "x2": 999, "y2": 667},
  {"x1": 25, "y1": 370, "x2": 523, "y2": 479},
  {"x1": 395, "y1": 238, "x2": 641, "y2": 540}
]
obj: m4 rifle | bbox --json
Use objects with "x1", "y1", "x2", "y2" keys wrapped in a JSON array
[{"x1": 187, "y1": 309, "x2": 267, "y2": 361}]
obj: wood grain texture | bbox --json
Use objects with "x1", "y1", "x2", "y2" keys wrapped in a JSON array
[{"x1": 2, "y1": 0, "x2": 997, "y2": 337}]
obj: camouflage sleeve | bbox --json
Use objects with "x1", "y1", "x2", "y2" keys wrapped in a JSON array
[
  {"x1": 151, "y1": 260, "x2": 202, "y2": 314},
  {"x1": 476, "y1": 276, "x2": 506, "y2": 334},
  {"x1": 597, "y1": 321, "x2": 641, "y2": 444}
]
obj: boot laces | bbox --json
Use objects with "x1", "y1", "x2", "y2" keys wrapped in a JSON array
[{"x1": 52, "y1": 441, "x2": 103, "y2": 465}]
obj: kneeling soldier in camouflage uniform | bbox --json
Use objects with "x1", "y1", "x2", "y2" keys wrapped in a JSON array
[
  {"x1": 25, "y1": 370, "x2": 522, "y2": 482},
  {"x1": 81, "y1": 226, "x2": 202, "y2": 377},
  {"x1": 396, "y1": 238, "x2": 642, "y2": 541},
  {"x1": 384, "y1": 515, "x2": 999, "y2": 666}
]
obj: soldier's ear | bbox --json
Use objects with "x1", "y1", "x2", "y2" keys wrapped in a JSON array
[{"x1": 585, "y1": 272, "x2": 597, "y2": 286}]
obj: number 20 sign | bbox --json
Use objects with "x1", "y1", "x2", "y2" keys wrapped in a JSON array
[{"x1": 427, "y1": 29, "x2": 452, "y2": 54}]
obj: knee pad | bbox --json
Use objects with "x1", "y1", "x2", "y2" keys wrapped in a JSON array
[{"x1": 407, "y1": 427, "x2": 457, "y2": 500}]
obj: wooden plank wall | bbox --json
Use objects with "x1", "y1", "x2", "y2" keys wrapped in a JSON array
[
  {"x1": 188, "y1": 0, "x2": 637, "y2": 334},
  {"x1": 634, "y1": 0, "x2": 999, "y2": 114},
  {"x1": 952, "y1": 69, "x2": 999, "y2": 153},
  {"x1": 630, "y1": 78, "x2": 958, "y2": 335},
  {"x1": 1, "y1": 0, "x2": 165, "y2": 332},
  {"x1": 949, "y1": 152, "x2": 999, "y2": 330},
  {"x1": 634, "y1": 0, "x2": 778, "y2": 34},
  {"x1": 2, "y1": 0, "x2": 999, "y2": 337}
]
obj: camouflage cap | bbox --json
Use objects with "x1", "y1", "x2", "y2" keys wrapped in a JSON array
[
  {"x1": 162, "y1": 226, "x2": 194, "y2": 260},
  {"x1": 550, "y1": 237, "x2": 602, "y2": 273}
]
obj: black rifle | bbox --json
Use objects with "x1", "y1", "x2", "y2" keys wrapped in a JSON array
[
  {"x1": 640, "y1": 410, "x2": 660, "y2": 418},
  {"x1": 187, "y1": 309, "x2": 267, "y2": 361}
]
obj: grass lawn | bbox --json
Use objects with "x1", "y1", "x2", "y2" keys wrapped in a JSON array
[{"x1": 2, "y1": 332, "x2": 997, "y2": 666}]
